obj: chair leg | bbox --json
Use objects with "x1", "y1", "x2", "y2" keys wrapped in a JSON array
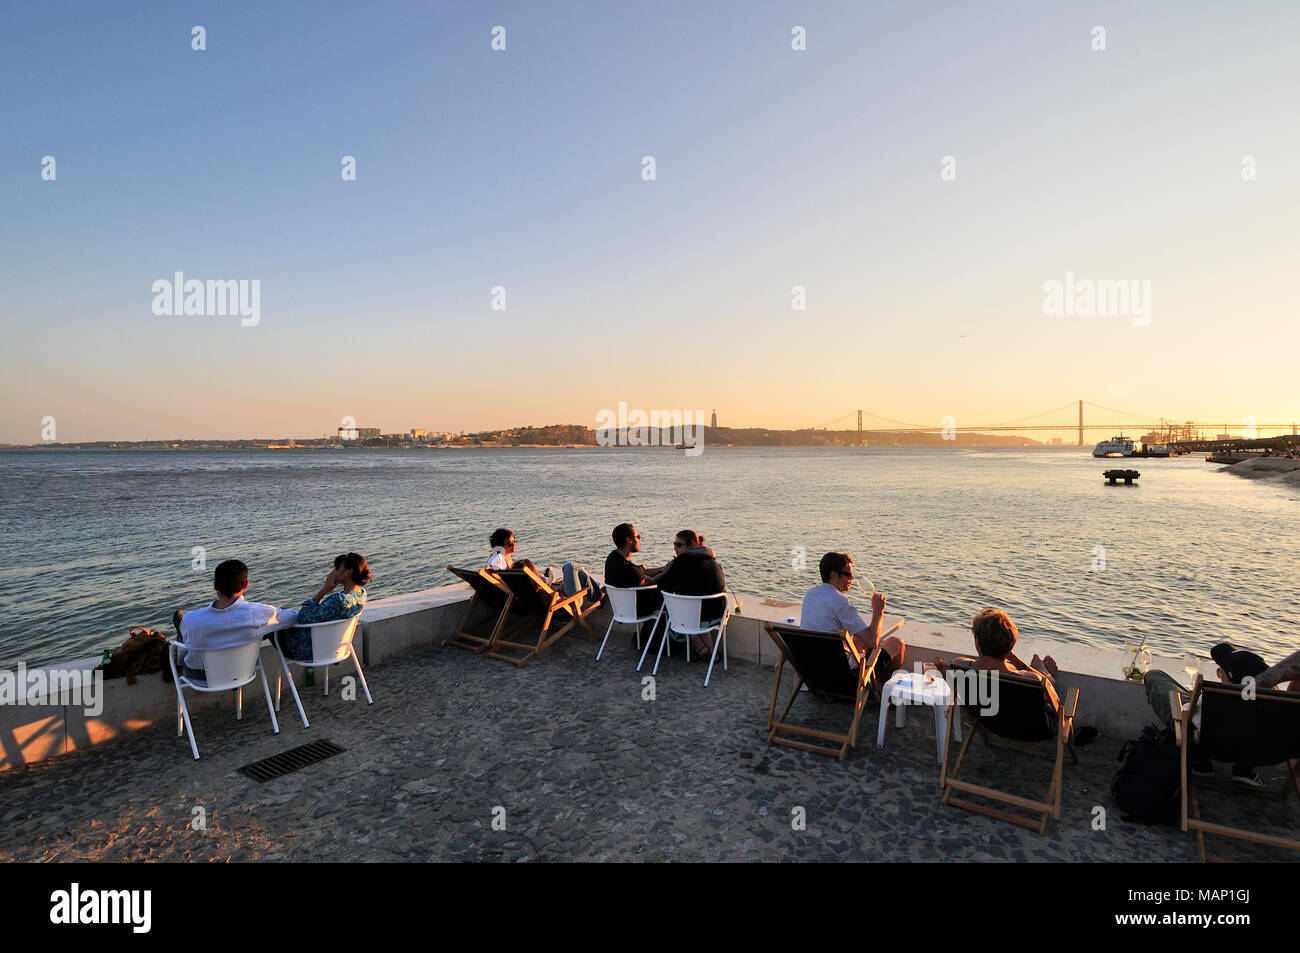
[
  {"x1": 350, "y1": 647, "x2": 374, "y2": 704},
  {"x1": 258, "y1": 664, "x2": 279, "y2": 735},
  {"x1": 940, "y1": 703, "x2": 955, "y2": 788},
  {"x1": 766, "y1": 658, "x2": 787, "y2": 732},
  {"x1": 274, "y1": 641, "x2": 310, "y2": 729},
  {"x1": 651, "y1": 627, "x2": 670, "y2": 676},
  {"x1": 236, "y1": 686, "x2": 243, "y2": 720},
  {"x1": 596, "y1": 616, "x2": 616, "y2": 660},
  {"x1": 703, "y1": 627, "x2": 723, "y2": 687},
  {"x1": 1190, "y1": 778, "x2": 1207, "y2": 863},
  {"x1": 178, "y1": 693, "x2": 199, "y2": 760},
  {"x1": 847, "y1": 682, "x2": 869, "y2": 751},
  {"x1": 876, "y1": 685, "x2": 891, "y2": 748},
  {"x1": 324, "y1": 665, "x2": 330, "y2": 696},
  {"x1": 636, "y1": 624, "x2": 656, "y2": 671},
  {"x1": 942, "y1": 723, "x2": 979, "y2": 802},
  {"x1": 932, "y1": 701, "x2": 946, "y2": 766}
]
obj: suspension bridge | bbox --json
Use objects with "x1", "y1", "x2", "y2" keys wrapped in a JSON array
[{"x1": 813, "y1": 400, "x2": 1300, "y2": 449}]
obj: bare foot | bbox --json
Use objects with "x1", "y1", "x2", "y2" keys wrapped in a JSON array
[{"x1": 1031, "y1": 653, "x2": 1060, "y2": 678}]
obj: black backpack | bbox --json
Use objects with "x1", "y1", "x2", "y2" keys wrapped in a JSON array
[{"x1": 1111, "y1": 725, "x2": 1181, "y2": 825}]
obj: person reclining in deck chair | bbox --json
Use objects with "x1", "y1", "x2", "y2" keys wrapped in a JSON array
[
  {"x1": 656, "y1": 529, "x2": 726, "y2": 659},
  {"x1": 172, "y1": 559, "x2": 298, "y2": 682},
  {"x1": 273, "y1": 552, "x2": 371, "y2": 662},
  {"x1": 800, "y1": 552, "x2": 905, "y2": 682},
  {"x1": 1144, "y1": 641, "x2": 1271, "y2": 786},
  {"x1": 605, "y1": 522, "x2": 669, "y2": 641},
  {"x1": 486, "y1": 527, "x2": 538, "y2": 574},
  {"x1": 486, "y1": 527, "x2": 603, "y2": 606},
  {"x1": 967, "y1": 607, "x2": 1060, "y2": 719}
]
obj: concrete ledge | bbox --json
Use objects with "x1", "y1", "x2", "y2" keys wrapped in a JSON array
[
  {"x1": 362, "y1": 583, "x2": 473, "y2": 666},
  {"x1": 0, "y1": 584, "x2": 1205, "y2": 770}
]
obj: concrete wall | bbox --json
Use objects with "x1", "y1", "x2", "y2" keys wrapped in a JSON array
[{"x1": 0, "y1": 583, "x2": 1186, "y2": 770}]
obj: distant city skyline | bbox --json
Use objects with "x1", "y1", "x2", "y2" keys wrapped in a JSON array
[{"x1": 3, "y1": 1, "x2": 1298, "y2": 442}]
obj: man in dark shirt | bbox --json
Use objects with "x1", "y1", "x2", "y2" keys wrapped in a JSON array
[
  {"x1": 656, "y1": 530, "x2": 728, "y2": 656},
  {"x1": 1144, "y1": 641, "x2": 1271, "y2": 786},
  {"x1": 604, "y1": 523, "x2": 667, "y2": 638}
]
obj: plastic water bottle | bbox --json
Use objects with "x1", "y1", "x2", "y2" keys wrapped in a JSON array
[{"x1": 100, "y1": 649, "x2": 112, "y2": 668}]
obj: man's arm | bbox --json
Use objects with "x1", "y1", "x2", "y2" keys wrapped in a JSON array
[
  {"x1": 843, "y1": 594, "x2": 883, "y2": 652},
  {"x1": 1258, "y1": 650, "x2": 1300, "y2": 690},
  {"x1": 655, "y1": 559, "x2": 678, "y2": 592},
  {"x1": 251, "y1": 601, "x2": 298, "y2": 631}
]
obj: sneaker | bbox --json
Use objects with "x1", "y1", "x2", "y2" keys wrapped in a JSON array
[
  {"x1": 1190, "y1": 759, "x2": 1214, "y2": 776},
  {"x1": 1232, "y1": 767, "x2": 1266, "y2": 788}
]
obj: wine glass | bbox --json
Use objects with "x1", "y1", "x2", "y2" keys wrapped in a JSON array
[{"x1": 1182, "y1": 653, "x2": 1202, "y2": 688}]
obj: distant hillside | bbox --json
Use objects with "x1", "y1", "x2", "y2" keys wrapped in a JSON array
[{"x1": 6, "y1": 425, "x2": 1043, "y2": 449}]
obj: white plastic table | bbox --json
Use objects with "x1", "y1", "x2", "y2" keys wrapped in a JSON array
[{"x1": 876, "y1": 669, "x2": 960, "y2": 764}]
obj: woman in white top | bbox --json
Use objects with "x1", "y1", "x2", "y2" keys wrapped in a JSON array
[{"x1": 486, "y1": 528, "x2": 538, "y2": 573}]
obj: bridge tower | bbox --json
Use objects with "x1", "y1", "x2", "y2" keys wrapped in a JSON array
[
  {"x1": 857, "y1": 410, "x2": 863, "y2": 447},
  {"x1": 1078, "y1": 399, "x2": 1084, "y2": 446}
]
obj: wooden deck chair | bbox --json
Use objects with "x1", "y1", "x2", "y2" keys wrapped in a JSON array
[
  {"x1": 940, "y1": 660, "x2": 1080, "y2": 834},
  {"x1": 763, "y1": 622, "x2": 882, "y2": 761},
  {"x1": 1174, "y1": 678, "x2": 1300, "y2": 862},
  {"x1": 445, "y1": 565, "x2": 516, "y2": 653},
  {"x1": 485, "y1": 566, "x2": 601, "y2": 666}
]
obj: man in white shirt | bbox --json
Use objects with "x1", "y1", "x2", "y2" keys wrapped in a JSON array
[
  {"x1": 175, "y1": 559, "x2": 297, "y2": 679},
  {"x1": 800, "y1": 551, "x2": 905, "y2": 678}
]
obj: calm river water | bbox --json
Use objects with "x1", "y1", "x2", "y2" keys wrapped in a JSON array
[{"x1": 1, "y1": 447, "x2": 1296, "y2": 667}]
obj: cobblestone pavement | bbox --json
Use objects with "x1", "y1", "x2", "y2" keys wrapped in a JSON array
[{"x1": 1, "y1": 634, "x2": 1295, "y2": 862}]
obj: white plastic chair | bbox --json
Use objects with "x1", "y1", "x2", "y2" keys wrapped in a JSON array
[
  {"x1": 597, "y1": 585, "x2": 663, "y2": 661},
  {"x1": 168, "y1": 637, "x2": 279, "y2": 760},
  {"x1": 271, "y1": 616, "x2": 371, "y2": 729},
  {"x1": 653, "y1": 592, "x2": 732, "y2": 686}
]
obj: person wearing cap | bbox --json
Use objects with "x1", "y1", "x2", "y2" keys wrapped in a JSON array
[
  {"x1": 1210, "y1": 642, "x2": 1269, "y2": 685},
  {"x1": 1143, "y1": 641, "x2": 1270, "y2": 786}
]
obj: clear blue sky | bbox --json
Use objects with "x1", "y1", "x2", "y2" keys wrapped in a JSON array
[{"x1": 2, "y1": 1, "x2": 1298, "y2": 441}]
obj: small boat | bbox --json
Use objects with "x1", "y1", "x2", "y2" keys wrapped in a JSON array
[{"x1": 1093, "y1": 435, "x2": 1135, "y2": 458}]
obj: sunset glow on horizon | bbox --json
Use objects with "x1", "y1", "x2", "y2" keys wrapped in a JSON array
[{"x1": 3, "y1": 1, "x2": 1298, "y2": 443}]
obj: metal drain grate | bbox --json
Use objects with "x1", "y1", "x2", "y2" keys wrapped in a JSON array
[{"x1": 237, "y1": 739, "x2": 346, "y2": 783}]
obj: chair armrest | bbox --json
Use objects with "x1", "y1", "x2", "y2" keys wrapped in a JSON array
[
  {"x1": 555, "y1": 591, "x2": 586, "y2": 612},
  {"x1": 1061, "y1": 686, "x2": 1080, "y2": 726},
  {"x1": 1169, "y1": 690, "x2": 1185, "y2": 746},
  {"x1": 860, "y1": 647, "x2": 882, "y2": 683}
]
